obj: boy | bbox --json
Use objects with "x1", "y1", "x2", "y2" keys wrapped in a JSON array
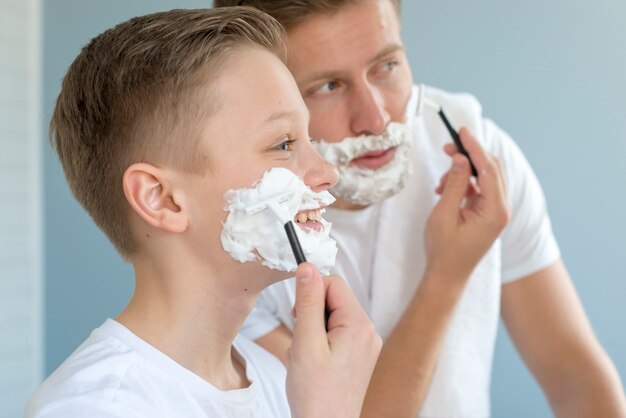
[{"x1": 27, "y1": 7, "x2": 381, "y2": 417}]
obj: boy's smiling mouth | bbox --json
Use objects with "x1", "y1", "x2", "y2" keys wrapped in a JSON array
[
  {"x1": 221, "y1": 167, "x2": 337, "y2": 274},
  {"x1": 294, "y1": 207, "x2": 326, "y2": 232}
]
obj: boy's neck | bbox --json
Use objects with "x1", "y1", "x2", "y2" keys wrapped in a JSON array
[{"x1": 116, "y1": 254, "x2": 259, "y2": 391}]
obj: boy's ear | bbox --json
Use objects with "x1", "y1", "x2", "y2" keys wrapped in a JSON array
[{"x1": 123, "y1": 163, "x2": 188, "y2": 233}]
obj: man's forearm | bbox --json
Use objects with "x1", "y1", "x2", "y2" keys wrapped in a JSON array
[
  {"x1": 502, "y1": 262, "x2": 626, "y2": 418},
  {"x1": 360, "y1": 271, "x2": 468, "y2": 418},
  {"x1": 361, "y1": 134, "x2": 509, "y2": 417},
  {"x1": 549, "y1": 348, "x2": 626, "y2": 418}
]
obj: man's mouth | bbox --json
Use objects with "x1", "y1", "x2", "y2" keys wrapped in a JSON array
[
  {"x1": 350, "y1": 147, "x2": 397, "y2": 170},
  {"x1": 294, "y1": 207, "x2": 325, "y2": 232}
]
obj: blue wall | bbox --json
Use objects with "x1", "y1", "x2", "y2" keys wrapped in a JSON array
[
  {"x1": 43, "y1": 0, "x2": 207, "y2": 375},
  {"x1": 44, "y1": 1, "x2": 626, "y2": 417},
  {"x1": 401, "y1": 1, "x2": 626, "y2": 416}
]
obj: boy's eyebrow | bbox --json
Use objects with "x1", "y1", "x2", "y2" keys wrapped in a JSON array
[{"x1": 264, "y1": 110, "x2": 298, "y2": 124}]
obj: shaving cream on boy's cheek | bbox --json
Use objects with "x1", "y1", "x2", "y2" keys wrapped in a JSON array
[
  {"x1": 314, "y1": 121, "x2": 413, "y2": 205},
  {"x1": 220, "y1": 167, "x2": 337, "y2": 274}
]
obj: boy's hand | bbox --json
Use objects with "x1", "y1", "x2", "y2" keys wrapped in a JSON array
[
  {"x1": 286, "y1": 263, "x2": 382, "y2": 418},
  {"x1": 426, "y1": 127, "x2": 511, "y2": 284}
]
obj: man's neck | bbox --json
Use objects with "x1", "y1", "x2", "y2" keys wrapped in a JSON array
[{"x1": 116, "y1": 254, "x2": 258, "y2": 391}]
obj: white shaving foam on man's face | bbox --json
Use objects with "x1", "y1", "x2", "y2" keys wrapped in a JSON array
[
  {"x1": 314, "y1": 87, "x2": 419, "y2": 206},
  {"x1": 220, "y1": 167, "x2": 337, "y2": 275}
]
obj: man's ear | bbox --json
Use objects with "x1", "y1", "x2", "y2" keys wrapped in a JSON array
[{"x1": 123, "y1": 163, "x2": 188, "y2": 233}]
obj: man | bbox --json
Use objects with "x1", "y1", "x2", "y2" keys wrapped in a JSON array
[{"x1": 214, "y1": 1, "x2": 626, "y2": 417}]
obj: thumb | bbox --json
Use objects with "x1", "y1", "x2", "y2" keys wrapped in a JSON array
[
  {"x1": 436, "y1": 154, "x2": 471, "y2": 215},
  {"x1": 292, "y1": 262, "x2": 327, "y2": 349}
]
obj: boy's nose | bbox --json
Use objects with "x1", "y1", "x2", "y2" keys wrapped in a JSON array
[{"x1": 303, "y1": 153, "x2": 339, "y2": 194}]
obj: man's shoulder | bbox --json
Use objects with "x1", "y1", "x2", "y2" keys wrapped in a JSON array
[
  {"x1": 414, "y1": 84, "x2": 488, "y2": 149},
  {"x1": 423, "y1": 85, "x2": 483, "y2": 117},
  {"x1": 418, "y1": 84, "x2": 522, "y2": 156}
]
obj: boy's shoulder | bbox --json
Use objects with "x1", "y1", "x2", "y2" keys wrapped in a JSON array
[
  {"x1": 25, "y1": 320, "x2": 157, "y2": 418},
  {"x1": 27, "y1": 322, "x2": 290, "y2": 418}
]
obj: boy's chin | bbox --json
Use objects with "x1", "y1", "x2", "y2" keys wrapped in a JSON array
[
  {"x1": 259, "y1": 264, "x2": 294, "y2": 286},
  {"x1": 231, "y1": 260, "x2": 294, "y2": 293}
]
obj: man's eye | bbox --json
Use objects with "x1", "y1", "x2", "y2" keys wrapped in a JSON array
[
  {"x1": 316, "y1": 81, "x2": 339, "y2": 94},
  {"x1": 382, "y1": 60, "x2": 399, "y2": 72}
]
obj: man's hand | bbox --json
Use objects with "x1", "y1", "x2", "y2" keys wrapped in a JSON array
[
  {"x1": 286, "y1": 262, "x2": 382, "y2": 418},
  {"x1": 426, "y1": 127, "x2": 510, "y2": 283}
]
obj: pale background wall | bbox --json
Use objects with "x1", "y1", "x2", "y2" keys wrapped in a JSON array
[
  {"x1": 5, "y1": 0, "x2": 621, "y2": 417},
  {"x1": 400, "y1": 1, "x2": 626, "y2": 415},
  {"x1": 0, "y1": 0, "x2": 42, "y2": 417}
]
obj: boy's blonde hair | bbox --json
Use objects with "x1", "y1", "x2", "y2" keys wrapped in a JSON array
[
  {"x1": 213, "y1": 0, "x2": 401, "y2": 30},
  {"x1": 51, "y1": 7, "x2": 286, "y2": 256}
]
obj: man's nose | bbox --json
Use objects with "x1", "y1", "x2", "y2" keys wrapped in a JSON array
[{"x1": 349, "y1": 82, "x2": 390, "y2": 136}]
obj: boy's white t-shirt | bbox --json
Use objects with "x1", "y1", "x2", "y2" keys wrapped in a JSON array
[
  {"x1": 26, "y1": 319, "x2": 290, "y2": 418},
  {"x1": 241, "y1": 85, "x2": 561, "y2": 418}
]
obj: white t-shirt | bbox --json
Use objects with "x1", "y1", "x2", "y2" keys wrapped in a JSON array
[
  {"x1": 26, "y1": 319, "x2": 290, "y2": 418},
  {"x1": 241, "y1": 85, "x2": 561, "y2": 418}
]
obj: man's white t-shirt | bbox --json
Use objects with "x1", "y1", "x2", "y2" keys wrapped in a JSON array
[
  {"x1": 240, "y1": 85, "x2": 561, "y2": 418},
  {"x1": 26, "y1": 319, "x2": 290, "y2": 418}
]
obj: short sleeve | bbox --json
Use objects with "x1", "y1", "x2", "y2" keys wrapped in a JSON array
[
  {"x1": 483, "y1": 119, "x2": 561, "y2": 283},
  {"x1": 27, "y1": 397, "x2": 146, "y2": 418}
]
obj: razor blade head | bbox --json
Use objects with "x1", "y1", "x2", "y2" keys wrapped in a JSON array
[
  {"x1": 416, "y1": 83, "x2": 441, "y2": 116},
  {"x1": 244, "y1": 191, "x2": 296, "y2": 216}
]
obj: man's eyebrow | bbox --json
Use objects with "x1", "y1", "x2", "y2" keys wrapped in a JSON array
[
  {"x1": 300, "y1": 70, "x2": 344, "y2": 85},
  {"x1": 367, "y1": 43, "x2": 404, "y2": 65},
  {"x1": 300, "y1": 44, "x2": 405, "y2": 85}
]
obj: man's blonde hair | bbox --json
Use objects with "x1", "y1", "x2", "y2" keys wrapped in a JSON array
[
  {"x1": 51, "y1": 7, "x2": 286, "y2": 257},
  {"x1": 213, "y1": 0, "x2": 401, "y2": 30}
]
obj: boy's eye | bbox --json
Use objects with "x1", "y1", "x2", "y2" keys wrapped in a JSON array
[{"x1": 274, "y1": 138, "x2": 296, "y2": 152}]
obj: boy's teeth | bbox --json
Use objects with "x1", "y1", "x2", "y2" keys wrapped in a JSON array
[{"x1": 295, "y1": 209, "x2": 322, "y2": 223}]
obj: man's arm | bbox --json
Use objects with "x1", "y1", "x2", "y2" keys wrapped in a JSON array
[
  {"x1": 502, "y1": 259, "x2": 626, "y2": 417},
  {"x1": 256, "y1": 325, "x2": 292, "y2": 364},
  {"x1": 256, "y1": 269, "x2": 478, "y2": 417},
  {"x1": 359, "y1": 267, "x2": 473, "y2": 417},
  {"x1": 360, "y1": 128, "x2": 510, "y2": 417},
  {"x1": 256, "y1": 128, "x2": 510, "y2": 417}
]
